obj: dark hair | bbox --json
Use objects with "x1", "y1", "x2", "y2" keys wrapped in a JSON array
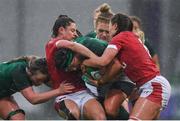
[
  {"x1": 58, "y1": 15, "x2": 68, "y2": 18},
  {"x1": 52, "y1": 15, "x2": 75, "y2": 37},
  {"x1": 130, "y1": 16, "x2": 142, "y2": 29},
  {"x1": 6, "y1": 56, "x2": 37, "y2": 64},
  {"x1": 28, "y1": 58, "x2": 48, "y2": 75},
  {"x1": 54, "y1": 48, "x2": 74, "y2": 70},
  {"x1": 111, "y1": 13, "x2": 133, "y2": 36},
  {"x1": 76, "y1": 29, "x2": 83, "y2": 37}
]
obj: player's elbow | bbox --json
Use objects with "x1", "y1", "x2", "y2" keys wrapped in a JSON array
[
  {"x1": 27, "y1": 95, "x2": 41, "y2": 105},
  {"x1": 99, "y1": 59, "x2": 110, "y2": 67},
  {"x1": 56, "y1": 40, "x2": 74, "y2": 49},
  {"x1": 92, "y1": 59, "x2": 110, "y2": 68},
  {"x1": 29, "y1": 98, "x2": 39, "y2": 105}
]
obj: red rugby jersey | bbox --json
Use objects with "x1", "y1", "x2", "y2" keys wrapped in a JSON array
[
  {"x1": 109, "y1": 31, "x2": 160, "y2": 86},
  {"x1": 45, "y1": 38, "x2": 86, "y2": 94}
]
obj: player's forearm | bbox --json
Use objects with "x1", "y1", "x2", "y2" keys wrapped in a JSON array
[
  {"x1": 56, "y1": 40, "x2": 97, "y2": 59},
  {"x1": 98, "y1": 59, "x2": 122, "y2": 84},
  {"x1": 29, "y1": 89, "x2": 60, "y2": 104},
  {"x1": 83, "y1": 48, "x2": 118, "y2": 67},
  {"x1": 71, "y1": 42, "x2": 97, "y2": 58}
]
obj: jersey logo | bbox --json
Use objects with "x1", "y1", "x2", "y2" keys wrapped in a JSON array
[{"x1": 90, "y1": 71, "x2": 102, "y2": 80}]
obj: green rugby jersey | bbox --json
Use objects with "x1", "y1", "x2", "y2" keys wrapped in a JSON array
[
  {"x1": 54, "y1": 36, "x2": 108, "y2": 85},
  {"x1": 85, "y1": 31, "x2": 97, "y2": 38},
  {"x1": 74, "y1": 36, "x2": 108, "y2": 85},
  {"x1": 0, "y1": 59, "x2": 32, "y2": 98},
  {"x1": 75, "y1": 36, "x2": 108, "y2": 56}
]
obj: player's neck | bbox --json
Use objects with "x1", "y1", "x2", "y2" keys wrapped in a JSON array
[{"x1": 56, "y1": 36, "x2": 64, "y2": 40}]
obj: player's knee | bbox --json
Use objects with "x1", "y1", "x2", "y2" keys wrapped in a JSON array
[
  {"x1": 93, "y1": 112, "x2": 106, "y2": 120},
  {"x1": 128, "y1": 116, "x2": 141, "y2": 121},
  {"x1": 55, "y1": 100, "x2": 79, "y2": 119},
  {"x1": 105, "y1": 105, "x2": 118, "y2": 117},
  {"x1": 10, "y1": 114, "x2": 25, "y2": 120},
  {"x1": 68, "y1": 107, "x2": 80, "y2": 119},
  {"x1": 6, "y1": 109, "x2": 25, "y2": 120}
]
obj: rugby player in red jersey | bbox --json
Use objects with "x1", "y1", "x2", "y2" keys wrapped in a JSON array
[{"x1": 45, "y1": 15, "x2": 106, "y2": 120}]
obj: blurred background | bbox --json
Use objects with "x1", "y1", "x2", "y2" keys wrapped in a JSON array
[{"x1": 0, "y1": 0, "x2": 179, "y2": 119}]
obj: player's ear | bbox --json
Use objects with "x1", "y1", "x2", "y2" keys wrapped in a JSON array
[
  {"x1": 26, "y1": 68, "x2": 33, "y2": 76},
  {"x1": 114, "y1": 23, "x2": 118, "y2": 31},
  {"x1": 80, "y1": 64, "x2": 87, "y2": 74},
  {"x1": 58, "y1": 27, "x2": 65, "y2": 34}
]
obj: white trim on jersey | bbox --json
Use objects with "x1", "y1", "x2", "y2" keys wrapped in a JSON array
[
  {"x1": 107, "y1": 44, "x2": 118, "y2": 50},
  {"x1": 55, "y1": 40, "x2": 76, "y2": 47}
]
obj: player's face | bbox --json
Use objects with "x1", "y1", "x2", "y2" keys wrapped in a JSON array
[
  {"x1": 132, "y1": 21, "x2": 140, "y2": 32},
  {"x1": 109, "y1": 22, "x2": 117, "y2": 37},
  {"x1": 132, "y1": 21, "x2": 143, "y2": 39},
  {"x1": 60, "y1": 22, "x2": 78, "y2": 41},
  {"x1": 29, "y1": 71, "x2": 49, "y2": 86},
  {"x1": 96, "y1": 21, "x2": 110, "y2": 42}
]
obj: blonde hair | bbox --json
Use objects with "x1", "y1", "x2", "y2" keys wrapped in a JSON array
[
  {"x1": 93, "y1": 3, "x2": 114, "y2": 28},
  {"x1": 130, "y1": 16, "x2": 142, "y2": 29},
  {"x1": 134, "y1": 29, "x2": 145, "y2": 44}
]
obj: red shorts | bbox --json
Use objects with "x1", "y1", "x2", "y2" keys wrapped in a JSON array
[{"x1": 139, "y1": 75, "x2": 171, "y2": 109}]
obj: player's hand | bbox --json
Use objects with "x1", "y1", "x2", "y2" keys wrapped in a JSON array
[
  {"x1": 80, "y1": 64, "x2": 87, "y2": 74},
  {"x1": 82, "y1": 59, "x2": 92, "y2": 66},
  {"x1": 27, "y1": 55, "x2": 39, "y2": 61},
  {"x1": 58, "y1": 81, "x2": 75, "y2": 94},
  {"x1": 88, "y1": 77, "x2": 99, "y2": 86},
  {"x1": 89, "y1": 79, "x2": 104, "y2": 87}
]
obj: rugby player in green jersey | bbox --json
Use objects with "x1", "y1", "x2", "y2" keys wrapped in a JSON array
[
  {"x1": 85, "y1": 4, "x2": 133, "y2": 119},
  {"x1": 0, "y1": 56, "x2": 74, "y2": 120}
]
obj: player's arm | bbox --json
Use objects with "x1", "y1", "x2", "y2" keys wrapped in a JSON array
[
  {"x1": 97, "y1": 58, "x2": 122, "y2": 85},
  {"x1": 56, "y1": 40, "x2": 119, "y2": 68},
  {"x1": 101, "y1": 58, "x2": 122, "y2": 83},
  {"x1": 20, "y1": 81, "x2": 74, "y2": 104},
  {"x1": 83, "y1": 47, "x2": 118, "y2": 68},
  {"x1": 55, "y1": 40, "x2": 97, "y2": 59},
  {"x1": 86, "y1": 58, "x2": 122, "y2": 86}
]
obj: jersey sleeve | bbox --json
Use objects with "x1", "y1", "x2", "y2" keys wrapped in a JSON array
[
  {"x1": 108, "y1": 35, "x2": 123, "y2": 51},
  {"x1": 46, "y1": 40, "x2": 58, "y2": 55},
  {"x1": 85, "y1": 31, "x2": 97, "y2": 38},
  {"x1": 12, "y1": 64, "x2": 32, "y2": 91}
]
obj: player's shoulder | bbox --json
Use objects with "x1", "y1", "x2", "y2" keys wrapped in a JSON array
[
  {"x1": 14, "y1": 61, "x2": 27, "y2": 70},
  {"x1": 111, "y1": 32, "x2": 126, "y2": 41},
  {"x1": 85, "y1": 31, "x2": 96, "y2": 38},
  {"x1": 46, "y1": 38, "x2": 59, "y2": 49},
  {"x1": 116, "y1": 31, "x2": 137, "y2": 41},
  {"x1": 47, "y1": 38, "x2": 56, "y2": 45},
  {"x1": 118, "y1": 31, "x2": 134, "y2": 37}
]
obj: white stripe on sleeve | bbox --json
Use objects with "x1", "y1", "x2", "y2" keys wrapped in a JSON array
[{"x1": 107, "y1": 44, "x2": 118, "y2": 50}]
